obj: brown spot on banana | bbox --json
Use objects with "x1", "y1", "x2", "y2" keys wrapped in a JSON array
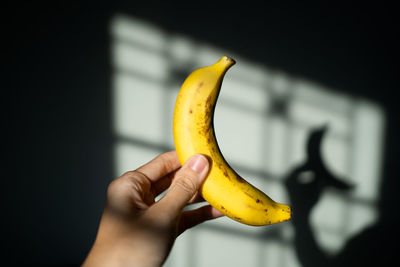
[
  {"x1": 204, "y1": 101, "x2": 213, "y2": 119},
  {"x1": 205, "y1": 109, "x2": 211, "y2": 119},
  {"x1": 243, "y1": 192, "x2": 263, "y2": 204},
  {"x1": 216, "y1": 162, "x2": 222, "y2": 170},
  {"x1": 196, "y1": 82, "x2": 204, "y2": 91},
  {"x1": 201, "y1": 124, "x2": 211, "y2": 135},
  {"x1": 214, "y1": 163, "x2": 231, "y2": 180},
  {"x1": 236, "y1": 175, "x2": 246, "y2": 183},
  {"x1": 205, "y1": 95, "x2": 212, "y2": 106}
]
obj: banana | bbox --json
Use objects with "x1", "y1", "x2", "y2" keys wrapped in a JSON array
[{"x1": 173, "y1": 56, "x2": 291, "y2": 226}]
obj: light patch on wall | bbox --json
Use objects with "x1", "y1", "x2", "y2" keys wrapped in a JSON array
[
  {"x1": 110, "y1": 14, "x2": 385, "y2": 267},
  {"x1": 113, "y1": 73, "x2": 165, "y2": 143}
]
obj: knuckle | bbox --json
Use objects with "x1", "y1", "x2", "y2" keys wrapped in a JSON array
[
  {"x1": 106, "y1": 178, "x2": 122, "y2": 197},
  {"x1": 155, "y1": 154, "x2": 176, "y2": 173},
  {"x1": 107, "y1": 176, "x2": 127, "y2": 192},
  {"x1": 107, "y1": 171, "x2": 138, "y2": 196},
  {"x1": 121, "y1": 170, "x2": 148, "y2": 184},
  {"x1": 174, "y1": 176, "x2": 197, "y2": 194},
  {"x1": 121, "y1": 170, "x2": 138, "y2": 179}
]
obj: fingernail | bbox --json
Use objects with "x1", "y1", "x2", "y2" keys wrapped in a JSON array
[{"x1": 186, "y1": 154, "x2": 208, "y2": 174}]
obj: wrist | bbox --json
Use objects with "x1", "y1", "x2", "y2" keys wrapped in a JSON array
[{"x1": 83, "y1": 235, "x2": 163, "y2": 267}]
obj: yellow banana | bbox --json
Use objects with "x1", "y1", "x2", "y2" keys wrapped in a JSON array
[{"x1": 173, "y1": 56, "x2": 291, "y2": 226}]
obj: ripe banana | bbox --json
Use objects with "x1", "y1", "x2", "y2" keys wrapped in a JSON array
[{"x1": 173, "y1": 56, "x2": 291, "y2": 226}]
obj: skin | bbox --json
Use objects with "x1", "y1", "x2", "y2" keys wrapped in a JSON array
[{"x1": 82, "y1": 151, "x2": 223, "y2": 267}]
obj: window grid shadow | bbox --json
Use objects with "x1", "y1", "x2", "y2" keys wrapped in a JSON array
[{"x1": 111, "y1": 14, "x2": 382, "y2": 267}]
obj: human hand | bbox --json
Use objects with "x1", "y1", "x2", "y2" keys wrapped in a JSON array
[{"x1": 82, "y1": 151, "x2": 223, "y2": 267}]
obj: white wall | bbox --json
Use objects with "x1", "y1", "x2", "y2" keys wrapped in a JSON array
[{"x1": 110, "y1": 14, "x2": 385, "y2": 267}]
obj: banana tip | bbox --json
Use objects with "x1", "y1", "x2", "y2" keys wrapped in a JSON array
[
  {"x1": 224, "y1": 56, "x2": 236, "y2": 65},
  {"x1": 280, "y1": 204, "x2": 292, "y2": 222},
  {"x1": 218, "y1": 56, "x2": 236, "y2": 68}
]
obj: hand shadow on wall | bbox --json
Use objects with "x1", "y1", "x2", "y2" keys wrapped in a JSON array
[{"x1": 284, "y1": 126, "x2": 397, "y2": 267}]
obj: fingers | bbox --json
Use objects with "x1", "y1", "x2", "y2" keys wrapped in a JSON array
[
  {"x1": 152, "y1": 175, "x2": 206, "y2": 202},
  {"x1": 136, "y1": 151, "x2": 181, "y2": 183},
  {"x1": 151, "y1": 170, "x2": 176, "y2": 196},
  {"x1": 178, "y1": 205, "x2": 224, "y2": 235},
  {"x1": 155, "y1": 154, "x2": 209, "y2": 216},
  {"x1": 187, "y1": 191, "x2": 205, "y2": 205},
  {"x1": 151, "y1": 171, "x2": 207, "y2": 200}
]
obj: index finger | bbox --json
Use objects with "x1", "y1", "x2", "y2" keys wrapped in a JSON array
[{"x1": 135, "y1": 150, "x2": 181, "y2": 182}]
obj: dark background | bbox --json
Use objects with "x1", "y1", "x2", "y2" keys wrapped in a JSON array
[{"x1": 4, "y1": 1, "x2": 399, "y2": 266}]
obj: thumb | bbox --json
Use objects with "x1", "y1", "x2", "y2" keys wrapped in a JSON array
[{"x1": 156, "y1": 154, "x2": 209, "y2": 216}]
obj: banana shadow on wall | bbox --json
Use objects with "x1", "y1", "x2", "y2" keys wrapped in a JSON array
[{"x1": 284, "y1": 126, "x2": 398, "y2": 267}]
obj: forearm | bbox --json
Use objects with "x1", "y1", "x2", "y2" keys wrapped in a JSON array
[
  {"x1": 82, "y1": 219, "x2": 163, "y2": 267},
  {"x1": 82, "y1": 239, "x2": 162, "y2": 267},
  {"x1": 83, "y1": 243, "x2": 127, "y2": 267}
]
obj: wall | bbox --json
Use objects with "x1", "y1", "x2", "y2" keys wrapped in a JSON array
[{"x1": 3, "y1": 1, "x2": 399, "y2": 266}]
